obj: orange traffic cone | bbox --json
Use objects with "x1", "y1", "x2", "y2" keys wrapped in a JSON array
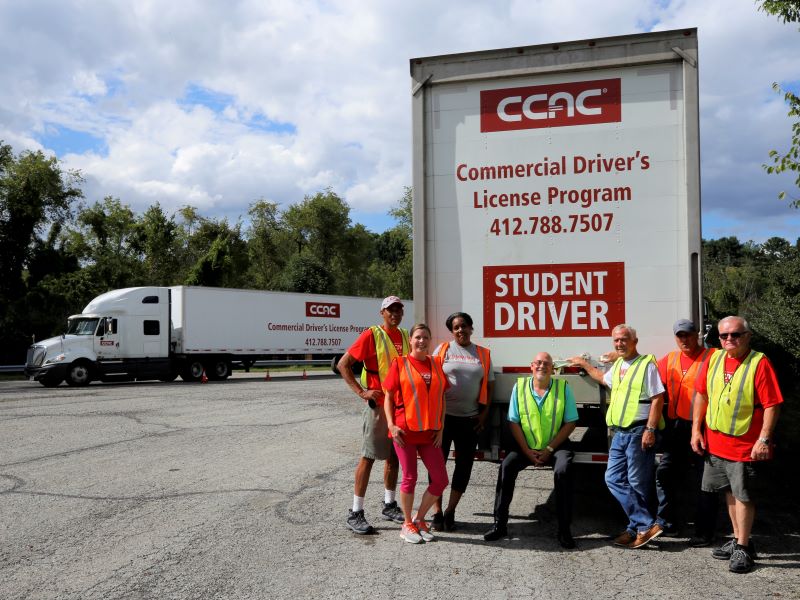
[
  {"x1": 302, "y1": 369, "x2": 307, "y2": 379},
  {"x1": 264, "y1": 370, "x2": 271, "y2": 381},
  {"x1": 201, "y1": 369, "x2": 208, "y2": 383}
]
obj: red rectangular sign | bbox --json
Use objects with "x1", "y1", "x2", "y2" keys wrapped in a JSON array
[
  {"x1": 305, "y1": 301, "x2": 340, "y2": 318},
  {"x1": 483, "y1": 262, "x2": 625, "y2": 337},
  {"x1": 480, "y1": 78, "x2": 622, "y2": 132}
]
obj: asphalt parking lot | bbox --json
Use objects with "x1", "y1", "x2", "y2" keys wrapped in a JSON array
[{"x1": 1, "y1": 373, "x2": 798, "y2": 599}]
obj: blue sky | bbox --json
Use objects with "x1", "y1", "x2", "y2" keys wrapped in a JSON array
[{"x1": 2, "y1": 0, "x2": 800, "y2": 242}]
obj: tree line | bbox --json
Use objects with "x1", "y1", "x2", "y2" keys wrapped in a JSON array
[
  {"x1": 2, "y1": 144, "x2": 799, "y2": 404},
  {"x1": 0, "y1": 143, "x2": 412, "y2": 364}
]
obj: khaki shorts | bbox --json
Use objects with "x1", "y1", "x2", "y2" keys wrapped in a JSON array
[
  {"x1": 361, "y1": 403, "x2": 393, "y2": 461},
  {"x1": 701, "y1": 453, "x2": 760, "y2": 503}
]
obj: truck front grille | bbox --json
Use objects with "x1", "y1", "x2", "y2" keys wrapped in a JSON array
[{"x1": 26, "y1": 346, "x2": 46, "y2": 367}]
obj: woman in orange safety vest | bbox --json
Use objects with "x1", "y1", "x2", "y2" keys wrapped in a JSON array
[{"x1": 383, "y1": 323, "x2": 449, "y2": 544}]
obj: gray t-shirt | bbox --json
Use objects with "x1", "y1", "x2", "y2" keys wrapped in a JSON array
[{"x1": 433, "y1": 342, "x2": 495, "y2": 417}]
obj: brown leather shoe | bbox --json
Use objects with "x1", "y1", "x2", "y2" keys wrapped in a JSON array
[
  {"x1": 613, "y1": 531, "x2": 636, "y2": 546},
  {"x1": 629, "y1": 524, "x2": 664, "y2": 549}
]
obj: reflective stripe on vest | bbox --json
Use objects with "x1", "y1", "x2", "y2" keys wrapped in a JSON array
[
  {"x1": 706, "y1": 350, "x2": 764, "y2": 436},
  {"x1": 360, "y1": 326, "x2": 410, "y2": 388},
  {"x1": 436, "y1": 342, "x2": 491, "y2": 405},
  {"x1": 397, "y1": 356, "x2": 445, "y2": 431},
  {"x1": 517, "y1": 377, "x2": 567, "y2": 450},
  {"x1": 665, "y1": 348, "x2": 714, "y2": 421},
  {"x1": 606, "y1": 354, "x2": 664, "y2": 429}
]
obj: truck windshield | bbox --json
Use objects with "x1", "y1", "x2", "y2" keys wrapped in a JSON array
[{"x1": 66, "y1": 318, "x2": 100, "y2": 336}]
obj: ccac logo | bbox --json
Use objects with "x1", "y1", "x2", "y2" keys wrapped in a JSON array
[
  {"x1": 480, "y1": 78, "x2": 621, "y2": 132},
  {"x1": 306, "y1": 302, "x2": 340, "y2": 318}
]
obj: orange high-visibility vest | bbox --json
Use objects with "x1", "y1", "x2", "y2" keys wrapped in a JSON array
[
  {"x1": 436, "y1": 342, "x2": 491, "y2": 405},
  {"x1": 396, "y1": 356, "x2": 446, "y2": 431},
  {"x1": 664, "y1": 348, "x2": 715, "y2": 420}
]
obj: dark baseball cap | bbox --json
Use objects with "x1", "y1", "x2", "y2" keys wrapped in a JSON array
[{"x1": 673, "y1": 319, "x2": 697, "y2": 335}]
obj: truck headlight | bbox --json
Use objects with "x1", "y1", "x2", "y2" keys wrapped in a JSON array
[{"x1": 44, "y1": 353, "x2": 66, "y2": 365}]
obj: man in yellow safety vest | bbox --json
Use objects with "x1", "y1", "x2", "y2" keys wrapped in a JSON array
[{"x1": 483, "y1": 352, "x2": 578, "y2": 549}]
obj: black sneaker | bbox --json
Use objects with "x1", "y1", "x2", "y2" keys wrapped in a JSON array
[
  {"x1": 443, "y1": 510, "x2": 456, "y2": 531},
  {"x1": 431, "y1": 511, "x2": 445, "y2": 532},
  {"x1": 712, "y1": 538, "x2": 757, "y2": 560},
  {"x1": 381, "y1": 501, "x2": 404, "y2": 523},
  {"x1": 557, "y1": 529, "x2": 577, "y2": 550},
  {"x1": 346, "y1": 509, "x2": 374, "y2": 535},
  {"x1": 688, "y1": 534, "x2": 713, "y2": 548},
  {"x1": 729, "y1": 546, "x2": 754, "y2": 574},
  {"x1": 483, "y1": 523, "x2": 508, "y2": 542}
]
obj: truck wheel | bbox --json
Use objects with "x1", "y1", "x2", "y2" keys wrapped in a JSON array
[
  {"x1": 66, "y1": 361, "x2": 92, "y2": 387},
  {"x1": 180, "y1": 360, "x2": 205, "y2": 382},
  {"x1": 207, "y1": 360, "x2": 231, "y2": 380},
  {"x1": 40, "y1": 375, "x2": 63, "y2": 388}
]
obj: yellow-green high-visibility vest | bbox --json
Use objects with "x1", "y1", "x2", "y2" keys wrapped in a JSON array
[
  {"x1": 359, "y1": 326, "x2": 410, "y2": 388},
  {"x1": 517, "y1": 377, "x2": 567, "y2": 450},
  {"x1": 606, "y1": 354, "x2": 664, "y2": 429},
  {"x1": 706, "y1": 350, "x2": 764, "y2": 437}
]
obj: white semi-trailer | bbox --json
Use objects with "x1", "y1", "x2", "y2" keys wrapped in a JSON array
[
  {"x1": 25, "y1": 286, "x2": 412, "y2": 387},
  {"x1": 410, "y1": 29, "x2": 701, "y2": 462}
]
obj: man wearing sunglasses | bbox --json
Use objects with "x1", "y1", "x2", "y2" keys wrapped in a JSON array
[
  {"x1": 691, "y1": 316, "x2": 783, "y2": 574},
  {"x1": 483, "y1": 352, "x2": 579, "y2": 549},
  {"x1": 656, "y1": 319, "x2": 718, "y2": 546}
]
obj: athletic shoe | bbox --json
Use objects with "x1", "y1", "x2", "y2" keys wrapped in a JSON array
[
  {"x1": 381, "y1": 500, "x2": 404, "y2": 523},
  {"x1": 346, "y1": 509, "x2": 374, "y2": 535},
  {"x1": 415, "y1": 520, "x2": 435, "y2": 542},
  {"x1": 483, "y1": 523, "x2": 508, "y2": 542},
  {"x1": 613, "y1": 531, "x2": 636, "y2": 547},
  {"x1": 688, "y1": 534, "x2": 714, "y2": 548},
  {"x1": 729, "y1": 546, "x2": 755, "y2": 574},
  {"x1": 431, "y1": 511, "x2": 445, "y2": 531},
  {"x1": 712, "y1": 538, "x2": 757, "y2": 560},
  {"x1": 557, "y1": 529, "x2": 577, "y2": 549},
  {"x1": 629, "y1": 524, "x2": 663, "y2": 549},
  {"x1": 400, "y1": 522, "x2": 423, "y2": 544}
]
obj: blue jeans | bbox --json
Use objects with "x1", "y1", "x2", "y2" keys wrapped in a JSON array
[{"x1": 605, "y1": 425, "x2": 657, "y2": 534}]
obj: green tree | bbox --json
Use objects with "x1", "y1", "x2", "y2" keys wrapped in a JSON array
[
  {"x1": 135, "y1": 203, "x2": 181, "y2": 285},
  {"x1": 64, "y1": 197, "x2": 144, "y2": 290},
  {"x1": 0, "y1": 143, "x2": 83, "y2": 362},
  {"x1": 245, "y1": 199, "x2": 285, "y2": 289},
  {"x1": 758, "y1": 1, "x2": 800, "y2": 205}
]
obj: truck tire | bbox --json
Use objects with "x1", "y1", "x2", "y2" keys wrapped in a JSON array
[
  {"x1": 66, "y1": 361, "x2": 92, "y2": 387},
  {"x1": 40, "y1": 375, "x2": 63, "y2": 388},
  {"x1": 207, "y1": 359, "x2": 231, "y2": 380},
  {"x1": 180, "y1": 360, "x2": 205, "y2": 382}
]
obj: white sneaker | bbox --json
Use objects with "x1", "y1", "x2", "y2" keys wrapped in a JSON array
[
  {"x1": 400, "y1": 522, "x2": 423, "y2": 544},
  {"x1": 414, "y1": 520, "x2": 435, "y2": 542}
]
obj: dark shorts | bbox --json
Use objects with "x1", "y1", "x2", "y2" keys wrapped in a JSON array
[
  {"x1": 361, "y1": 404, "x2": 392, "y2": 461},
  {"x1": 701, "y1": 454, "x2": 760, "y2": 503}
]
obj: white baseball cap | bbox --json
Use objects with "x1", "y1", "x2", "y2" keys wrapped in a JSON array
[{"x1": 381, "y1": 296, "x2": 404, "y2": 310}]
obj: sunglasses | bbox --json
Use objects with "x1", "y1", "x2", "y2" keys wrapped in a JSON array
[
  {"x1": 719, "y1": 331, "x2": 747, "y2": 340},
  {"x1": 532, "y1": 360, "x2": 553, "y2": 367}
]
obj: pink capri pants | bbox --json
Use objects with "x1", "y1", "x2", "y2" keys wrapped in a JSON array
[{"x1": 394, "y1": 439, "x2": 449, "y2": 496}]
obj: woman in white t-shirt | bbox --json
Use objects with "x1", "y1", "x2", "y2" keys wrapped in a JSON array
[{"x1": 430, "y1": 312, "x2": 494, "y2": 531}]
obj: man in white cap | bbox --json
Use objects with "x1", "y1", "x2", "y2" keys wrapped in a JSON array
[{"x1": 338, "y1": 296, "x2": 410, "y2": 534}]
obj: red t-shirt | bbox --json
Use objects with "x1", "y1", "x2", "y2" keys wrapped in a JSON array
[
  {"x1": 695, "y1": 350, "x2": 783, "y2": 461},
  {"x1": 657, "y1": 348, "x2": 713, "y2": 420},
  {"x1": 383, "y1": 355, "x2": 449, "y2": 445},
  {"x1": 347, "y1": 326, "x2": 405, "y2": 395}
]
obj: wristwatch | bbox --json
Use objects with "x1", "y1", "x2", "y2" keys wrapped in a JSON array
[
  {"x1": 757, "y1": 437, "x2": 770, "y2": 445},
  {"x1": 546, "y1": 445, "x2": 555, "y2": 453},
  {"x1": 645, "y1": 426, "x2": 656, "y2": 433}
]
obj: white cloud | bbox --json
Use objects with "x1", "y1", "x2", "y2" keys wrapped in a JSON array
[{"x1": 0, "y1": 0, "x2": 799, "y2": 240}]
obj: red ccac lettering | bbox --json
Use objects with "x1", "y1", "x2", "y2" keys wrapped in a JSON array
[
  {"x1": 306, "y1": 302, "x2": 341, "y2": 318},
  {"x1": 480, "y1": 79, "x2": 621, "y2": 132}
]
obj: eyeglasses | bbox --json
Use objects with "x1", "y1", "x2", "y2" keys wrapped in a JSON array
[
  {"x1": 719, "y1": 331, "x2": 747, "y2": 340},
  {"x1": 675, "y1": 331, "x2": 695, "y2": 338},
  {"x1": 532, "y1": 360, "x2": 552, "y2": 367}
]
